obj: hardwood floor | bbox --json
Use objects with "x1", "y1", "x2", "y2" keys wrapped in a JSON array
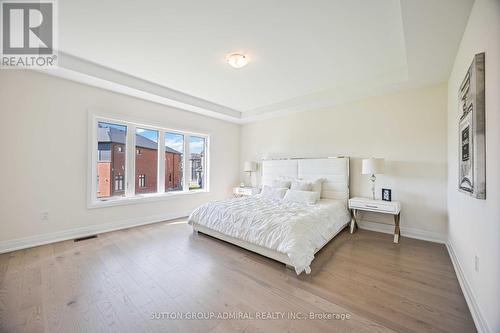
[{"x1": 0, "y1": 219, "x2": 475, "y2": 333}]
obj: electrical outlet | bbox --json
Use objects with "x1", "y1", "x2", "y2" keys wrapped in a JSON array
[
  {"x1": 474, "y1": 255, "x2": 479, "y2": 273},
  {"x1": 40, "y1": 211, "x2": 49, "y2": 222}
]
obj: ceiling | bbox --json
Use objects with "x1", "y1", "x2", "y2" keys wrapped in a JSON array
[{"x1": 53, "y1": 0, "x2": 474, "y2": 123}]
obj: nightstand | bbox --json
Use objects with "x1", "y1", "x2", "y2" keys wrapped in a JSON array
[
  {"x1": 233, "y1": 187, "x2": 259, "y2": 197},
  {"x1": 348, "y1": 197, "x2": 402, "y2": 243}
]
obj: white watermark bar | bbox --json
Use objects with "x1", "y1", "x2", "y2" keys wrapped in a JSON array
[{"x1": 151, "y1": 311, "x2": 351, "y2": 321}]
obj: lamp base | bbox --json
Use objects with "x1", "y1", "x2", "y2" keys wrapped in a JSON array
[
  {"x1": 245, "y1": 171, "x2": 253, "y2": 187},
  {"x1": 370, "y1": 174, "x2": 376, "y2": 200}
]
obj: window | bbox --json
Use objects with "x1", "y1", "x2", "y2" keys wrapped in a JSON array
[
  {"x1": 98, "y1": 148, "x2": 111, "y2": 161},
  {"x1": 96, "y1": 122, "x2": 127, "y2": 199},
  {"x1": 138, "y1": 174, "x2": 146, "y2": 188},
  {"x1": 165, "y1": 132, "x2": 184, "y2": 192},
  {"x1": 189, "y1": 136, "x2": 206, "y2": 190},
  {"x1": 114, "y1": 175, "x2": 124, "y2": 191},
  {"x1": 91, "y1": 116, "x2": 208, "y2": 206},
  {"x1": 135, "y1": 128, "x2": 158, "y2": 195}
]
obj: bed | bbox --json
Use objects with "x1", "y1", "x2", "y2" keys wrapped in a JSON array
[{"x1": 188, "y1": 157, "x2": 351, "y2": 274}]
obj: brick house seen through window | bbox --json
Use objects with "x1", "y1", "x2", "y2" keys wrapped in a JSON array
[{"x1": 96, "y1": 124, "x2": 183, "y2": 198}]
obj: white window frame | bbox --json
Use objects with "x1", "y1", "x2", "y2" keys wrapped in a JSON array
[{"x1": 88, "y1": 113, "x2": 210, "y2": 208}]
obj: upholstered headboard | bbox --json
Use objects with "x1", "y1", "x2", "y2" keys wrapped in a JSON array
[{"x1": 261, "y1": 157, "x2": 350, "y2": 203}]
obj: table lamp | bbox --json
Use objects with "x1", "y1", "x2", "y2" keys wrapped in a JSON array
[
  {"x1": 362, "y1": 158, "x2": 385, "y2": 200},
  {"x1": 244, "y1": 161, "x2": 257, "y2": 187}
]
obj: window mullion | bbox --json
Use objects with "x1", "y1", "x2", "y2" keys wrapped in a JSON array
[
  {"x1": 91, "y1": 115, "x2": 98, "y2": 204},
  {"x1": 204, "y1": 137, "x2": 209, "y2": 192},
  {"x1": 183, "y1": 135, "x2": 190, "y2": 192},
  {"x1": 158, "y1": 130, "x2": 166, "y2": 193},
  {"x1": 126, "y1": 123, "x2": 136, "y2": 197}
]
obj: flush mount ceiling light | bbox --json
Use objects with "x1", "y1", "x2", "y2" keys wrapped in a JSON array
[{"x1": 226, "y1": 53, "x2": 249, "y2": 69}]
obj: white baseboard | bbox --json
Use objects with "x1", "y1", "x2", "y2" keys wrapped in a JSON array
[
  {"x1": 446, "y1": 240, "x2": 490, "y2": 333},
  {"x1": 357, "y1": 220, "x2": 446, "y2": 243},
  {"x1": 0, "y1": 210, "x2": 192, "y2": 254}
]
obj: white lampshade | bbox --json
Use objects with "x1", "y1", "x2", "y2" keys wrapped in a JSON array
[
  {"x1": 244, "y1": 161, "x2": 257, "y2": 172},
  {"x1": 362, "y1": 158, "x2": 385, "y2": 175}
]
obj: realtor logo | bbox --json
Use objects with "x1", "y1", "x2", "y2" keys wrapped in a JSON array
[{"x1": 1, "y1": 0, "x2": 57, "y2": 68}]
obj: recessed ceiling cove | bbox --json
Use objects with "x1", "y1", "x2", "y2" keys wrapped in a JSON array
[{"x1": 56, "y1": 0, "x2": 473, "y2": 122}]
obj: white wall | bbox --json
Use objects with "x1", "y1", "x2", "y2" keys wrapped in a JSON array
[
  {"x1": 241, "y1": 83, "x2": 448, "y2": 241},
  {"x1": 0, "y1": 70, "x2": 240, "y2": 249},
  {"x1": 447, "y1": 0, "x2": 500, "y2": 332}
]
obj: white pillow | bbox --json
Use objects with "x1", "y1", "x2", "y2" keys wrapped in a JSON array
[
  {"x1": 261, "y1": 185, "x2": 288, "y2": 200},
  {"x1": 311, "y1": 178, "x2": 326, "y2": 195},
  {"x1": 283, "y1": 190, "x2": 320, "y2": 204},
  {"x1": 291, "y1": 178, "x2": 325, "y2": 195},
  {"x1": 272, "y1": 178, "x2": 292, "y2": 188},
  {"x1": 290, "y1": 180, "x2": 313, "y2": 191}
]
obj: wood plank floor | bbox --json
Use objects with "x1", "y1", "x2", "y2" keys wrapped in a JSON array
[{"x1": 0, "y1": 219, "x2": 475, "y2": 333}]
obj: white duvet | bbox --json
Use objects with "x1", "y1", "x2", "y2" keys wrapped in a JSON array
[{"x1": 188, "y1": 195, "x2": 350, "y2": 274}]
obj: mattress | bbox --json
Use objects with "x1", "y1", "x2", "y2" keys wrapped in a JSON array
[{"x1": 188, "y1": 195, "x2": 351, "y2": 274}]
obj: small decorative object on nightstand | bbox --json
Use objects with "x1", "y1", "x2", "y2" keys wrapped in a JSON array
[
  {"x1": 233, "y1": 187, "x2": 259, "y2": 197},
  {"x1": 382, "y1": 188, "x2": 392, "y2": 201},
  {"x1": 348, "y1": 197, "x2": 402, "y2": 243}
]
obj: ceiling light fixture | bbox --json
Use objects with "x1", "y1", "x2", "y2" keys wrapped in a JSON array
[{"x1": 226, "y1": 53, "x2": 249, "y2": 69}]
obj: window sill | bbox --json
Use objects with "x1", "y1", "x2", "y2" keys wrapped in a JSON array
[{"x1": 88, "y1": 189, "x2": 209, "y2": 209}]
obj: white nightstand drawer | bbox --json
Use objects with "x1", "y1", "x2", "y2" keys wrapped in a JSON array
[{"x1": 349, "y1": 197, "x2": 400, "y2": 214}]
